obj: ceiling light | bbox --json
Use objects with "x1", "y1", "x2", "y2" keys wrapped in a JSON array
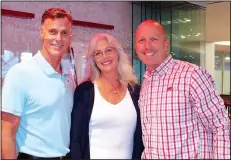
[
  {"x1": 180, "y1": 35, "x2": 186, "y2": 39},
  {"x1": 172, "y1": 20, "x2": 179, "y2": 23},
  {"x1": 214, "y1": 41, "x2": 230, "y2": 46},
  {"x1": 184, "y1": 18, "x2": 191, "y2": 22},
  {"x1": 225, "y1": 56, "x2": 230, "y2": 60},
  {"x1": 179, "y1": 19, "x2": 185, "y2": 23},
  {"x1": 195, "y1": 33, "x2": 201, "y2": 36}
]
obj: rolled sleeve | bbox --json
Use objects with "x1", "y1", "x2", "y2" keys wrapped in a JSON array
[
  {"x1": 2, "y1": 65, "x2": 26, "y2": 116},
  {"x1": 190, "y1": 67, "x2": 230, "y2": 159}
]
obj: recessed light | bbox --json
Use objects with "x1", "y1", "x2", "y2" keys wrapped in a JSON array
[
  {"x1": 180, "y1": 35, "x2": 186, "y2": 39},
  {"x1": 214, "y1": 41, "x2": 230, "y2": 46},
  {"x1": 184, "y1": 18, "x2": 191, "y2": 22}
]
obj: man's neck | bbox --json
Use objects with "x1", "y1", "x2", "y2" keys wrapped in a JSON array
[
  {"x1": 147, "y1": 53, "x2": 170, "y2": 73},
  {"x1": 41, "y1": 50, "x2": 62, "y2": 74},
  {"x1": 147, "y1": 65, "x2": 158, "y2": 73}
]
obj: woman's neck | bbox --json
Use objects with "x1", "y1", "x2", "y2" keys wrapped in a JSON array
[{"x1": 98, "y1": 72, "x2": 120, "y2": 88}]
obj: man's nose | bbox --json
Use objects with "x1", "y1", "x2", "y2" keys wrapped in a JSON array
[
  {"x1": 144, "y1": 41, "x2": 151, "y2": 50},
  {"x1": 55, "y1": 33, "x2": 62, "y2": 41}
]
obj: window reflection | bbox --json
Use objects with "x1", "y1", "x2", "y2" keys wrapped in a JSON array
[
  {"x1": 215, "y1": 51, "x2": 230, "y2": 94},
  {"x1": 223, "y1": 52, "x2": 230, "y2": 94},
  {"x1": 2, "y1": 50, "x2": 19, "y2": 80},
  {"x1": 132, "y1": 2, "x2": 205, "y2": 84},
  {"x1": 1, "y1": 51, "x2": 34, "y2": 82}
]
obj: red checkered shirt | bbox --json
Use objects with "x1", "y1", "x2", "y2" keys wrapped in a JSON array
[{"x1": 139, "y1": 55, "x2": 230, "y2": 159}]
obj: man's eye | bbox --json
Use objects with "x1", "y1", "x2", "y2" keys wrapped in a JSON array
[
  {"x1": 151, "y1": 38, "x2": 158, "y2": 41},
  {"x1": 62, "y1": 31, "x2": 67, "y2": 35},
  {"x1": 139, "y1": 39, "x2": 145, "y2": 42},
  {"x1": 49, "y1": 30, "x2": 57, "y2": 35}
]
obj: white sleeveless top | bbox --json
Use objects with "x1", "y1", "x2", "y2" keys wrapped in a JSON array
[{"x1": 89, "y1": 83, "x2": 137, "y2": 159}]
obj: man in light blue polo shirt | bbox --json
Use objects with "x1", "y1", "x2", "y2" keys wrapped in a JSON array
[{"x1": 2, "y1": 8, "x2": 75, "y2": 159}]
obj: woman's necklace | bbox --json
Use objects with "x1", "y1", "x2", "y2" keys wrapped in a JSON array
[
  {"x1": 110, "y1": 83, "x2": 121, "y2": 94},
  {"x1": 97, "y1": 77, "x2": 121, "y2": 94}
]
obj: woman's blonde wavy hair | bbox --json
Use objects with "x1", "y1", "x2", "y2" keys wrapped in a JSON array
[{"x1": 83, "y1": 33, "x2": 137, "y2": 88}]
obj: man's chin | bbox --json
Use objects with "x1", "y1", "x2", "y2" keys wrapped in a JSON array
[
  {"x1": 50, "y1": 50, "x2": 64, "y2": 57},
  {"x1": 140, "y1": 58, "x2": 155, "y2": 64}
]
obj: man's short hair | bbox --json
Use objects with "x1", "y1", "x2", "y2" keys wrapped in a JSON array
[{"x1": 41, "y1": 8, "x2": 73, "y2": 25}]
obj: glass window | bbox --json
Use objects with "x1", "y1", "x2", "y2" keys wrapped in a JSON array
[
  {"x1": 132, "y1": 3, "x2": 142, "y2": 84},
  {"x1": 215, "y1": 51, "x2": 223, "y2": 93},
  {"x1": 223, "y1": 52, "x2": 230, "y2": 94},
  {"x1": 214, "y1": 51, "x2": 230, "y2": 94},
  {"x1": 132, "y1": 2, "x2": 206, "y2": 84}
]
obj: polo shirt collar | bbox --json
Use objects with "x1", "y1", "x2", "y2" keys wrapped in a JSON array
[{"x1": 33, "y1": 50, "x2": 68, "y2": 76}]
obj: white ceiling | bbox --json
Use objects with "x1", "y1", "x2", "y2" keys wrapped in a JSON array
[
  {"x1": 205, "y1": 2, "x2": 230, "y2": 52},
  {"x1": 206, "y1": 2, "x2": 230, "y2": 42}
]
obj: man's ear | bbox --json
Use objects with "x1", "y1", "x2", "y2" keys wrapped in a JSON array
[
  {"x1": 165, "y1": 39, "x2": 170, "y2": 52},
  {"x1": 40, "y1": 26, "x2": 44, "y2": 39}
]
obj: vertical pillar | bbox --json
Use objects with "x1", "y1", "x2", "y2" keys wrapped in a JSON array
[{"x1": 204, "y1": 42, "x2": 215, "y2": 78}]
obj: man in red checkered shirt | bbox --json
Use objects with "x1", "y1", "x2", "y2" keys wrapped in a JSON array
[{"x1": 135, "y1": 19, "x2": 230, "y2": 159}]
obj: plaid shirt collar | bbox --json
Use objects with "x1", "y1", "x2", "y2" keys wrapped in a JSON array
[{"x1": 143, "y1": 54, "x2": 174, "y2": 81}]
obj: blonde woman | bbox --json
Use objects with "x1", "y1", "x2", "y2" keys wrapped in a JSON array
[{"x1": 69, "y1": 33, "x2": 144, "y2": 159}]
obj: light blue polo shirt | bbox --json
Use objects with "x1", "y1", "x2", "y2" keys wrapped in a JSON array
[{"x1": 2, "y1": 51, "x2": 74, "y2": 157}]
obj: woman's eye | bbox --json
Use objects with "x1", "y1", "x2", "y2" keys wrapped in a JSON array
[
  {"x1": 106, "y1": 48, "x2": 112, "y2": 52},
  {"x1": 94, "y1": 52, "x2": 101, "y2": 56}
]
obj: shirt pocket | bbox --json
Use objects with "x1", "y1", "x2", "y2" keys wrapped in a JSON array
[{"x1": 150, "y1": 87, "x2": 189, "y2": 124}]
